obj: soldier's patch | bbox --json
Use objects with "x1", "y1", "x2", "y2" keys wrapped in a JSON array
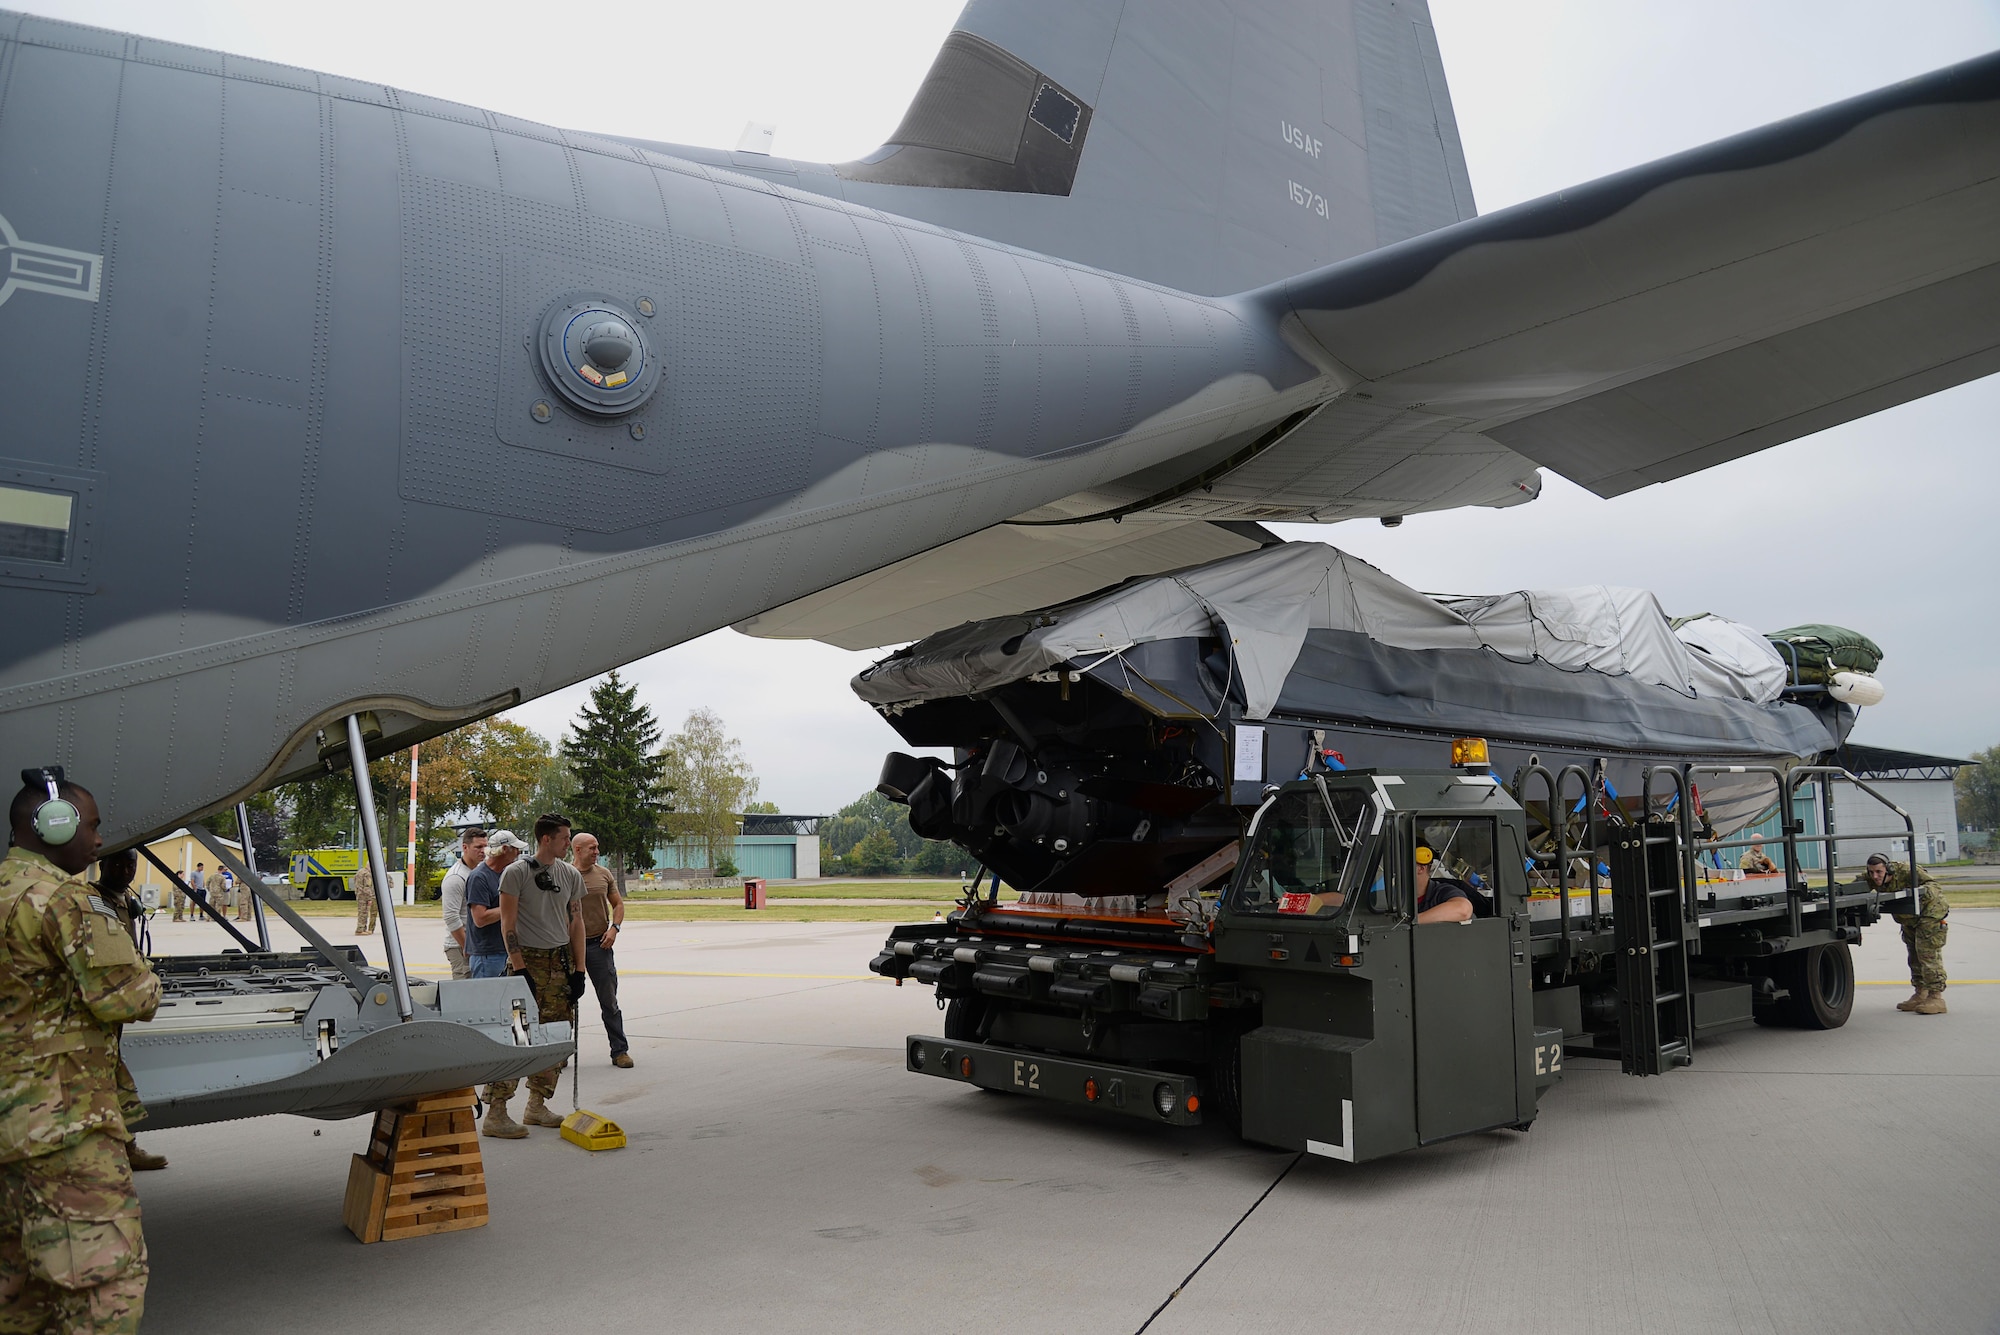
[{"x1": 86, "y1": 895, "x2": 120, "y2": 920}]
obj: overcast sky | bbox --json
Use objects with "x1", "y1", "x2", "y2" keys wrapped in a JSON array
[{"x1": 24, "y1": 1, "x2": 2000, "y2": 813}]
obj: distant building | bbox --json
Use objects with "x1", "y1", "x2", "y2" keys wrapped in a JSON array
[
  {"x1": 1722, "y1": 744, "x2": 1966, "y2": 871},
  {"x1": 653, "y1": 814, "x2": 824, "y2": 880},
  {"x1": 132, "y1": 828, "x2": 244, "y2": 905},
  {"x1": 1828, "y1": 744, "x2": 1966, "y2": 865}
]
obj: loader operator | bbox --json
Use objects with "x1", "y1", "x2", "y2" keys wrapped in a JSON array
[{"x1": 1412, "y1": 845, "x2": 1475, "y2": 924}]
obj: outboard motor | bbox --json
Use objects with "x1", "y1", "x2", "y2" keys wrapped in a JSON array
[{"x1": 876, "y1": 744, "x2": 1217, "y2": 897}]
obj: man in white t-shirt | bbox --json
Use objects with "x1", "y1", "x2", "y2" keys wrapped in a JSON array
[{"x1": 438, "y1": 827, "x2": 487, "y2": 981}]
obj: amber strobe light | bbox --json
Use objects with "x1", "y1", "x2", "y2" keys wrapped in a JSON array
[{"x1": 1451, "y1": 736, "x2": 1490, "y2": 768}]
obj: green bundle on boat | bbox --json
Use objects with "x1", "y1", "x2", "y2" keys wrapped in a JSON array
[{"x1": 1766, "y1": 624, "x2": 1883, "y2": 684}]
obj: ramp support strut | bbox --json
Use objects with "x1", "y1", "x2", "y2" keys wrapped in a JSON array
[{"x1": 347, "y1": 713, "x2": 415, "y2": 1021}]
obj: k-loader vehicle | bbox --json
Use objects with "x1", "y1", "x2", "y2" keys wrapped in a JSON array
[
  {"x1": 871, "y1": 759, "x2": 1918, "y2": 1164},
  {"x1": 862, "y1": 542, "x2": 1913, "y2": 1162}
]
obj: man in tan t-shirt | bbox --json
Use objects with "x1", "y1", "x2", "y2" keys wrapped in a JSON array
[{"x1": 572, "y1": 833, "x2": 631, "y2": 1069}]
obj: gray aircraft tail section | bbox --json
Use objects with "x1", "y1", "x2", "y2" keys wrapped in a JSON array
[{"x1": 827, "y1": 0, "x2": 1477, "y2": 295}]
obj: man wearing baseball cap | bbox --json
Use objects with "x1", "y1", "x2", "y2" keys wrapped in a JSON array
[
  {"x1": 468, "y1": 829, "x2": 531, "y2": 1138},
  {"x1": 463, "y1": 830, "x2": 527, "y2": 982}
]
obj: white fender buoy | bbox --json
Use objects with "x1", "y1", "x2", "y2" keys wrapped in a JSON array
[{"x1": 1828, "y1": 671, "x2": 1886, "y2": 707}]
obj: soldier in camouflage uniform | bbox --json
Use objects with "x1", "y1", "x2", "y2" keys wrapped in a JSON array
[
  {"x1": 1, "y1": 775, "x2": 163, "y2": 1334},
  {"x1": 1868, "y1": 854, "x2": 1948, "y2": 1015},
  {"x1": 352, "y1": 861, "x2": 376, "y2": 935},
  {"x1": 480, "y1": 949, "x2": 579, "y2": 1117}
]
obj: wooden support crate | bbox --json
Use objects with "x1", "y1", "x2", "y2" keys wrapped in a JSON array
[{"x1": 343, "y1": 1088, "x2": 489, "y2": 1243}]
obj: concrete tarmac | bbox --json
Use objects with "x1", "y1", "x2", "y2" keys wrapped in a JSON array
[{"x1": 131, "y1": 910, "x2": 2000, "y2": 1334}]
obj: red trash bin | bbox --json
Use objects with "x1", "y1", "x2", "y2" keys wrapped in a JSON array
[{"x1": 743, "y1": 878, "x2": 767, "y2": 910}]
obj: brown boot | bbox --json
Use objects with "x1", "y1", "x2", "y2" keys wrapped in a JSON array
[
  {"x1": 521, "y1": 1093, "x2": 565, "y2": 1128},
  {"x1": 126, "y1": 1140, "x2": 168, "y2": 1171},
  {"x1": 481, "y1": 1101, "x2": 529, "y2": 1139},
  {"x1": 612, "y1": 1052, "x2": 635, "y2": 1069},
  {"x1": 1913, "y1": 992, "x2": 1947, "y2": 1015},
  {"x1": 1896, "y1": 989, "x2": 1928, "y2": 1012}
]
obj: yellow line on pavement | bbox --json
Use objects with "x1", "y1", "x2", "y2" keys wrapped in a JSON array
[
  {"x1": 404, "y1": 965, "x2": 875, "y2": 981},
  {"x1": 405, "y1": 967, "x2": 1992, "y2": 985},
  {"x1": 622, "y1": 969, "x2": 878, "y2": 980},
  {"x1": 1860, "y1": 979, "x2": 1998, "y2": 985}
]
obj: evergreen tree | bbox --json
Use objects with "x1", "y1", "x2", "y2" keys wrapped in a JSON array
[{"x1": 560, "y1": 672, "x2": 672, "y2": 889}]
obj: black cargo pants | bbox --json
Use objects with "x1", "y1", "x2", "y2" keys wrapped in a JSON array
[{"x1": 584, "y1": 938, "x2": 628, "y2": 1058}]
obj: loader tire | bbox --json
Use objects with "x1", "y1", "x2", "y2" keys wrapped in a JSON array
[
  {"x1": 1777, "y1": 942, "x2": 1855, "y2": 1030},
  {"x1": 943, "y1": 994, "x2": 987, "y2": 1043},
  {"x1": 1206, "y1": 1028, "x2": 1245, "y2": 1137}
]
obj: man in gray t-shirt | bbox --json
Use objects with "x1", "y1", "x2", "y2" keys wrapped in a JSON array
[
  {"x1": 482, "y1": 813, "x2": 588, "y2": 1134},
  {"x1": 500, "y1": 842, "x2": 585, "y2": 955}
]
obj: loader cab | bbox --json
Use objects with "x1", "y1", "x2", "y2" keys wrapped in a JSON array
[
  {"x1": 1217, "y1": 769, "x2": 1542, "y2": 1160},
  {"x1": 1225, "y1": 772, "x2": 1524, "y2": 926},
  {"x1": 1229, "y1": 778, "x2": 1379, "y2": 921}
]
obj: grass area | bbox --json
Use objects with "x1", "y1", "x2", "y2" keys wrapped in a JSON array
[
  {"x1": 276, "y1": 898, "x2": 953, "y2": 923},
  {"x1": 275, "y1": 880, "x2": 966, "y2": 914},
  {"x1": 625, "y1": 880, "x2": 964, "y2": 902},
  {"x1": 284, "y1": 901, "x2": 441, "y2": 917},
  {"x1": 621, "y1": 903, "x2": 946, "y2": 923},
  {"x1": 280, "y1": 883, "x2": 1999, "y2": 921}
]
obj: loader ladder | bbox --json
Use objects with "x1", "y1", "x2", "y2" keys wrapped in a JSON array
[{"x1": 1607, "y1": 768, "x2": 1700, "y2": 1075}]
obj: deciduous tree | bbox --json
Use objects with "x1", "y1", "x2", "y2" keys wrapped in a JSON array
[
  {"x1": 848, "y1": 828, "x2": 902, "y2": 877},
  {"x1": 396, "y1": 721, "x2": 551, "y2": 890},
  {"x1": 660, "y1": 708, "x2": 758, "y2": 874},
  {"x1": 1956, "y1": 743, "x2": 2000, "y2": 832},
  {"x1": 273, "y1": 720, "x2": 554, "y2": 895}
]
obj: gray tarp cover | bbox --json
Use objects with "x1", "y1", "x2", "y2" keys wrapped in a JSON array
[
  {"x1": 1274, "y1": 631, "x2": 1829, "y2": 758},
  {"x1": 855, "y1": 542, "x2": 1794, "y2": 720}
]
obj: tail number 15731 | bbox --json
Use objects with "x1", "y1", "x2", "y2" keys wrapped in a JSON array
[{"x1": 1288, "y1": 180, "x2": 1329, "y2": 220}]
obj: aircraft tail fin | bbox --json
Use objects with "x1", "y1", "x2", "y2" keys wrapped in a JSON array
[{"x1": 835, "y1": 0, "x2": 1476, "y2": 294}]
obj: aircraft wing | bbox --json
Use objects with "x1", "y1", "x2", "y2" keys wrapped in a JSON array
[
  {"x1": 1240, "y1": 48, "x2": 2000, "y2": 500},
  {"x1": 746, "y1": 53, "x2": 2000, "y2": 647},
  {"x1": 734, "y1": 518, "x2": 1277, "y2": 650}
]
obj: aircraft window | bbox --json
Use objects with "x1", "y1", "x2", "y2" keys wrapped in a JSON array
[
  {"x1": 1029, "y1": 85, "x2": 1081, "y2": 143},
  {"x1": 0, "y1": 484, "x2": 73, "y2": 564},
  {"x1": 1414, "y1": 817, "x2": 1500, "y2": 920},
  {"x1": 1230, "y1": 785, "x2": 1372, "y2": 920}
]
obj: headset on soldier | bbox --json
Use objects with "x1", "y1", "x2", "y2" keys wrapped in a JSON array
[{"x1": 22, "y1": 765, "x2": 80, "y2": 845}]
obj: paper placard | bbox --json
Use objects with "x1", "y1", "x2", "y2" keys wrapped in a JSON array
[{"x1": 1233, "y1": 726, "x2": 1266, "y2": 782}]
